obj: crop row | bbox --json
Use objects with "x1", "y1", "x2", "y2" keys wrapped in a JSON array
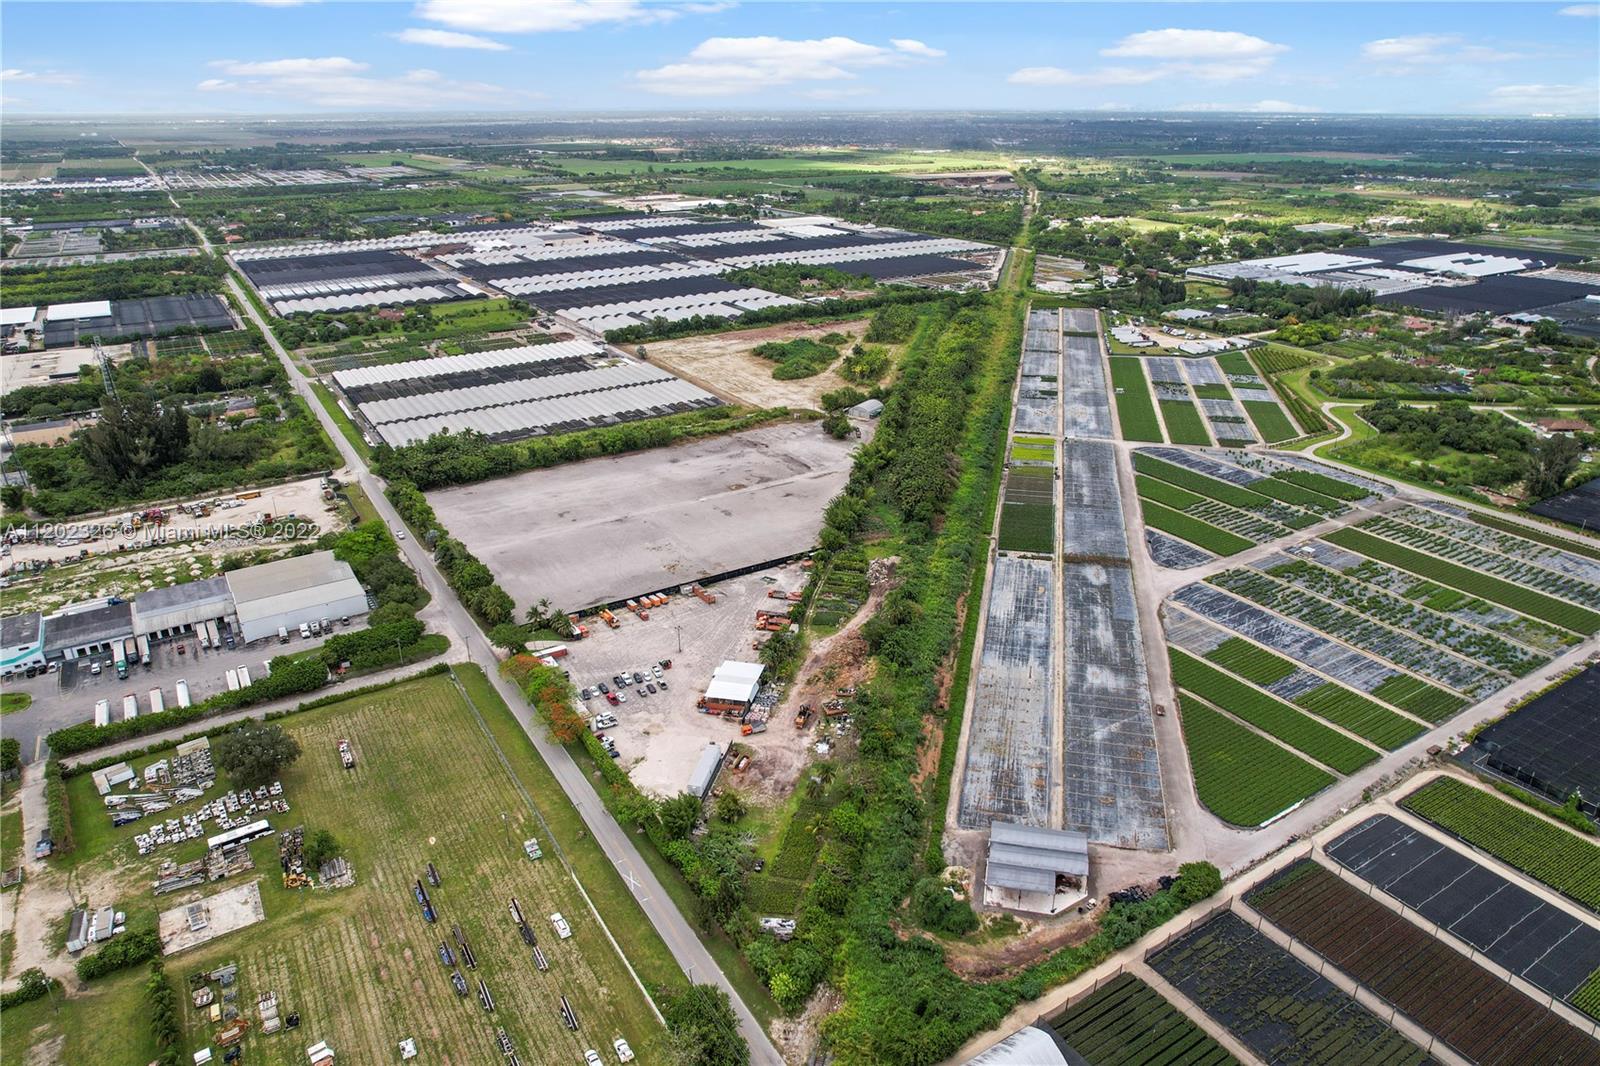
[
  {"x1": 1134, "y1": 476, "x2": 1292, "y2": 540},
  {"x1": 1292, "y1": 682, "x2": 1426, "y2": 749},
  {"x1": 1340, "y1": 559, "x2": 1580, "y2": 655},
  {"x1": 1392, "y1": 505, "x2": 1600, "y2": 583},
  {"x1": 1109, "y1": 357, "x2": 1165, "y2": 443},
  {"x1": 1472, "y1": 513, "x2": 1600, "y2": 562},
  {"x1": 998, "y1": 500, "x2": 1056, "y2": 554},
  {"x1": 1138, "y1": 500, "x2": 1253, "y2": 557},
  {"x1": 1240, "y1": 401, "x2": 1298, "y2": 443},
  {"x1": 1177, "y1": 695, "x2": 1334, "y2": 826},
  {"x1": 1171, "y1": 650, "x2": 1377, "y2": 773},
  {"x1": 1048, "y1": 972, "x2": 1239, "y2": 1066},
  {"x1": 1247, "y1": 475, "x2": 1347, "y2": 514},
  {"x1": 1401, "y1": 777, "x2": 1600, "y2": 914},
  {"x1": 1205, "y1": 636, "x2": 1295, "y2": 685},
  {"x1": 1134, "y1": 452, "x2": 1322, "y2": 529},
  {"x1": 1149, "y1": 910, "x2": 1427, "y2": 1066},
  {"x1": 1367, "y1": 673, "x2": 1466, "y2": 721},
  {"x1": 1158, "y1": 399, "x2": 1212, "y2": 445},
  {"x1": 1250, "y1": 861, "x2": 1600, "y2": 1062},
  {"x1": 1263, "y1": 560, "x2": 1548, "y2": 676},
  {"x1": 1325, "y1": 527, "x2": 1600, "y2": 635},
  {"x1": 1360, "y1": 515, "x2": 1600, "y2": 609},
  {"x1": 1276, "y1": 468, "x2": 1367, "y2": 500},
  {"x1": 1251, "y1": 346, "x2": 1320, "y2": 375},
  {"x1": 1209, "y1": 569, "x2": 1499, "y2": 699}
]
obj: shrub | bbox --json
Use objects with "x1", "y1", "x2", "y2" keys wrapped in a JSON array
[
  {"x1": 1, "y1": 968, "x2": 57, "y2": 1011},
  {"x1": 912, "y1": 877, "x2": 979, "y2": 935},
  {"x1": 213, "y1": 720, "x2": 302, "y2": 787},
  {"x1": 77, "y1": 928, "x2": 160, "y2": 981}
]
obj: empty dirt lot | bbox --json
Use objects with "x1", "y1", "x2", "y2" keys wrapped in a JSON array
[
  {"x1": 428, "y1": 420, "x2": 866, "y2": 612},
  {"x1": 640, "y1": 318, "x2": 869, "y2": 409}
]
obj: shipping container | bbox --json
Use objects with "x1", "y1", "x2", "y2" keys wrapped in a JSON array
[
  {"x1": 136, "y1": 633, "x2": 151, "y2": 664},
  {"x1": 148, "y1": 688, "x2": 165, "y2": 715},
  {"x1": 122, "y1": 694, "x2": 138, "y2": 721},
  {"x1": 225, "y1": 668, "x2": 241, "y2": 692},
  {"x1": 236, "y1": 665, "x2": 251, "y2": 688},
  {"x1": 94, "y1": 699, "x2": 111, "y2": 727},
  {"x1": 175, "y1": 679, "x2": 192, "y2": 708}
]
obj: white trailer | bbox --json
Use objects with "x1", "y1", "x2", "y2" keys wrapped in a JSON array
[
  {"x1": 236, "y1": 665, "x2": 251, "y2": 688},
  {"x1": 203, "y1": 619, "x2": 221, "y2": 648},
  {"x1": 135, "y1": 633, "x2": 151, "y2": 664},
  {"x1": 121, "y1": 694, "x2": 138, "y2": 721},
  {"x1": 225, "y1": 668, "x2": 241, "y2": 692},
  {"x1": 148, "y1": 688, "x2": 165, "y2": 715},
  {"x1": 94, "y1": 699, "x2": 111, "y2": 727},
  {"x1": 174, "y1": 679, "x2": 192, "y2": 708}
]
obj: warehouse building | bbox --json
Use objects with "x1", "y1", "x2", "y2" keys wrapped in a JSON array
[
  {"x1": 0, "y1": 610, "x2": 46, "y2": 675},
  {"x1": 224, "y1": 551, "x2": 369, "y2": 644},
  {"x1": 131, "y1": 576, "x2": 233, "y2": 640},
  {"x1": 42, "y1": 599, "x2": 134, "y2": 662},
  {"x1": 702, "y1": 660, "x2": 765, "y2": 714},
  {"x1": 982, "y1": 822, "x2": 1090, "y2": 915}
]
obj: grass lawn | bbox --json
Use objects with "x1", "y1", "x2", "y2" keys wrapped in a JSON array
[
  {"x1": 1, "y1": 967, "x2": 159, "y2": 1066},
  {"x1": 48, "y1": 671, "x2": 670, "y2": 1066},
  {"x1": 1158, "y1": 399, "x2": 1211, "y2": 445},
  {"x1": 1, "y1": 692, "x2": 31, "y2": 715},
  {"x1": 0, "y1": 807, "x2": 21, "y2": 874},
  {"x1": 1109, "y1": 358, "x2": 1163, "y2": 442}
]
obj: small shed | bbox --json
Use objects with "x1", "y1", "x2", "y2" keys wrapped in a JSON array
[
  {"x1": 91, "y1": 762, "x2": 136, "y2": 796},
  {"x1": 65, "y1": 909, "x2": 89, "y2": 953},
  {"x1": 686, "y1": 742, "x2": 725, "y2": 800},
  {"x1": 847, "y1": 398, "x2": 884, "y2": 419},
  {"x1": 704, "y1": 661, "x2": 764, "y2": 712},
  {"x1": 982, "y1": 821, "x2": 1090, "y2": 915}
]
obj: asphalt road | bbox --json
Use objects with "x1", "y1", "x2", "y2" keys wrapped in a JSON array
[{"x1": 226, "y1": 273, "x2": 785, "y2": 1065}]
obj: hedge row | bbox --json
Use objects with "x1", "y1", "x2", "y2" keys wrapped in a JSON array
[
  {"x1": 44, "y1": 756, "x2": 74, "y2": 855},
  {"x1": 76, "y1": 928, "x2": 160, "y2": 982}
]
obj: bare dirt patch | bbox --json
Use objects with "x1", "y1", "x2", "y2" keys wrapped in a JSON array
[
  {"x1": 158, "y1": 879, "x2": 266, "y2": 955},
  {"x1": 642, "y1": 319, "x2": 870, "y2": 409},
  {"x1": 940, "y1": 909, "x2": 1102, "y2": 980}
]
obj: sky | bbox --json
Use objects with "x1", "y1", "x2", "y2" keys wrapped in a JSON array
[{"x1": 2, "y1": 1, "x2": 1597, "y2": 116}]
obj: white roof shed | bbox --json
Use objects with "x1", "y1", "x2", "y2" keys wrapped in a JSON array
[{"x1": 704, "y1": 660, "x2": 764, "y2": 705}]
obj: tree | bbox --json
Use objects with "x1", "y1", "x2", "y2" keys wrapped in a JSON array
[
  {"x1": 659, "y1": 793, "x2": 702, "y2": 840},
  {"x1": 501, "y1": 655, "x2": 585, "y2": 743},
  {"x1": 758, "y1": 631, "x2": 802, "y2": 678},
  {"x1": 213, "y1": 721, "x2": 302, "y2": 787},
  {"x1": 1532, "y1": 318, "x2": 1564, "y2": 345},
  {"x1": 0, "y1": 736, "x2": 20, "y2": 773},
  {"x1": 303, "y1": 828, "x2": 341, "y2": 871},
  {"x1": 1526, "y1": 433, "x2": 1582, "y2": 498},
  {"x1": 659, "y1": 983, "x2": 750, "y2": 1066},
  {"x1": 714, "y1": 790, "x2": 746, "y2": 824}
]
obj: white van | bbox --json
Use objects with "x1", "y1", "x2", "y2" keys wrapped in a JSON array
[
  {"x1": 278, "y1": 626, "x2": 289, "y2": 644},
  {"x1": 299, "y1": 622, "x2": 311, "y2": 639}
]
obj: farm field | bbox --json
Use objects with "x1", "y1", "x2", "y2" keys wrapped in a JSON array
[
  {"x1": 997, "y1": 465, "x2": 1056, "y2": 554},
  {"x1": 1175, "y1": 695, "x2": 1334, "y2": 827},
  {"x1": 1149, "y1": 910, "x2": 1428, "y2": 1066},
  {"x1": 1157, "y1": 398, "x2": 1210, "y2": 444},
  {"x1": 1108, "y1": 357, "x2": 1163, "y2": 442},
  {"x1": 1250, "y1": 860, "x2": 1600, "y2": 1057},
  {"x1": 1046, "y1": 972, "x2": 1239, "y2": 1066},
  {"x1": 1138, "y1": 500, "x2": 1252, "y2": 556},
  {"x1": 38, "y1": 671, "x2": 669, "y2": 1066},
  {"x1": 1401, "y1": 777, "x2": 1600, "y2": 914},
  {"x1": 1169, "y1": 650, "x2": 1378, "y2": 774},
  {"x1": 1240, "y1": 400, "x2": 1298, "y2": 443}
]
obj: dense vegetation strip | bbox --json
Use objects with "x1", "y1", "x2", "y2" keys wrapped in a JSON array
[
  {"x1": 1205, "y1": 637, "x2": 1296, "y2": 685},
  {"x1": 1132, "y1": 453, "x2": 1266, "y2": 508},
  {"x1": 1170, "y1": 650, "x2": 1377, "y2": 774},
  {"x1": 1401, "y1": 777, "x2": 1600, "y2": 913},
  {"x1": 1470, "y1": 513, "x2": 1600, "y2": 562},
  {"x1": 1291, "y1": 683, "x2": 1426, "y2": 750},
  {"x1": 1240, "y1": 400, "x2": 1300, "y2": 443},
  {"x1": 1325, "y1": 526, "x2": 1600, "y2": 634},
  {"x1": 1137, "y1": 500, "x2": 1253, "y2": 556},
  {"x1": 1157, "y1": 399, "x2": 1211, "y2": 445},
  {"x1": 1108, "y1": 358, "x2": 1163, "y2": 442},
  {"x1": 1048, "y1": 972, "x2": 1240, "y2": 1066},
  {"x1": 1177, "y1": 695, "x2": 1335, "y2": 827}
]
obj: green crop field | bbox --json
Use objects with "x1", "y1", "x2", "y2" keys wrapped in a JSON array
[
  {"x1": 1367, "y1": 672, "x2": 1466, "y2": 722},
  {"x1": 1170, "y1": 650, "x2": 1377, "y2": 774},
  {"x1": 1109, "y1": 358, "x2": 1163, "y2": 442},
  {"x1": 42, "y1": 671, "x2": 670, "y2": 1066},
  {"x1": 1135, "y1": 474, "x2": 1205, "y2": 511},
  {"x1": 1402, "y1": 777, "x2": 1600, "y2": 914},
  {"x1": 1326, "y1": 527, "x2": 1600, "y2": 635},
  {"x1": 1247, "y1": 475, "x2": 1345, "y2": 513},
  {"x1": 1216, "y1": 351, "x2": 1257, "y2": 377},
  {"x1": 1138, "y1": 500, "x2": 1253, "y2": 556},
  {"x1": 1205, "y1": 637, "x2": 1295, "y2": 685},
  {"x1": 1047, "y1": 972, "x2": 1241, "y2": 1066},
  {"x1": 1277, "y1": 469, "x2": 1367, "y2": 501},
  {"x1": 1177, "y1": 695, "x2": 1335, "y2": 827},
  {"x1": 1470, "y1": 514, "x2": 1600, "y2": 562},
  {"x1": 1133, "y1": 453, "x2": 1263, "y2": 509},
  {"x1": 998, "y1": 467, "x2": 1056, "y2": 554},
  {"x1": 1241, "y1": 401, "x2": 1299, "y2": 443},
  {"x1": 1191, "y1": 383, "x2": 1234, "y2": 401},
  {"x1": 1291, "y1": 683, "x2": 1426, "y2": 750},
  {"x1": 1158, "y1": 399, "x2": 1211, "y2": 445}
]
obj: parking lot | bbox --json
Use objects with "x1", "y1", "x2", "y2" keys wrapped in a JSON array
[
  {"x1": 429, "y1": 420, "x2": 862, "y2": 613},
  {"x1": 2, "y1": 618, "x2": 365, "y2": 762},
  {"x1": 555, "y1": 562, "x2": 817, "y2": 798}
]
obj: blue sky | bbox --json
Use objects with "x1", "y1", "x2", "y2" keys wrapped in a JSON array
[{"x1": 2, "y1": 1, "x2": 1597, "y2": 116}]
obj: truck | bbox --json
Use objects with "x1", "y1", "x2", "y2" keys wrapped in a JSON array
[
  {"x1": 174, "y1": 678, "x2": 191, "y2": 708},
  {"x1": 124, "y1": 636, "x2": 139, "y2": 667},
  {"x1": 203, "y1": 619, "x2": 220, "y2": 649},
  {"x1": 225, "y1": 668, "x2": 241, "y2": 692},
  {"x1": 122, "y1": 694, "x2": 138, "y2": 721},
  {"x1": 148, "y1": 688, "x2": 165, "y2": 715},
  {"x1": 136, "y1": 633, "x2": 151, "y2": 666},
  {"x1": 236, "y1": 665, "x2": 252, "y2": 688},
  {"x1": 278, "y1": 626, "x2": 289, "y2": 644},
  {"x1": 94, "y1": 699, "x2": 111, "y2": 727},
  {"x1": 114, "y1": 642, "x2": 128, "y2": 680}
]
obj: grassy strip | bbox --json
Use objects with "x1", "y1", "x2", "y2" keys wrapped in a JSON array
[
  {"x1": 1133, "y1": 452, "x2": 1270, "y2": 509},
  {"x1": 1325, "y1": 526, "x2": 1600, "y2": 635},
  {"x1": 1158, "y1": 399, "x2": 1211, "y2": 445},
  {"x1": 1471, "y1": 513, "x2": 1600, "y2": 562},
  {"x1": 1291, "y1": 683, "x2": 1426, "y2": 751},
  {"x1": 1135, "y1": 474, "x2": 1205, "y2": 511},
  {"x1": 1170, "y1": 650, "x2": 1377, "y2": 774},
  {"x1": 1177, "y1": 695, "x2": 1334, "y2": 827},
  {"x1": 1401, "y1": 777, "x2": 1600, "y2": 914},
  {"x1": 1138, "y1": 500, "x2": 1253, "y2": 556},
  {"x1": 308, "y1": 381, "x2": 372, "y2": 461},
  {"x1": 1241, "y1": 400, "x2": 1299, "y2": 444},
  {"x1": 1109, "y1": 358, "x2": 1163, "y2": 442}
]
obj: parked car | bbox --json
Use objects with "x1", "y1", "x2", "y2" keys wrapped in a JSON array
[
  {"x1": 632, "y1": 672, "x2": 644, "y2": 684},
  {"x1": 597, "y1": 681, "x2": 609, "y2": 694},
  {"x1": 637, "y1": 688, "x2": 648, "y2": 698},
  {"x1": 605, "y1": 692, "x2": 619, "y2": 705},
  {"x1": 658, "y1": 679, "x2": 668, "y2": 690},
  {"x1": 580, "y1": 687, "x2": 593, "y2": 700},
  {"x1": 615, "y1": 692, "x2": 626, "y2": 704},
  {"x1": 652, "y1": 666, "x2": 663, "y2": 678},
  {"x1": 585, "y1": 1050, "x2": 603, "y2": 1066},
  {"x1": 647, "y1": 683, "x2": 657, "y2": 694}
]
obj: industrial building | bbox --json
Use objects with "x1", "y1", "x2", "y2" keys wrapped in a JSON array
[
  {"x1": 131, "y1": 576, "x2": 233, "y2": 640},
  {"x1": 0, "y1": 610, "x2": 45, "y2": 674},
  {"x1": 686, "y1": 741, "x2": 726, "y2": 800},
  {"x1": 981, "y1": 822, "x2": 1090, "y2": 915},
  {"x1": 38, "y1": 295, "x2": 235, "y2": 348},
  {"x1": 224, "y1": 551, "x2": 369, "y2": 644},
  {"x1": 702, "y1": 661, "x2": 765, "y2": 713},
  {"x1": 41, "y1": 599, "x2": 134, "y2": 662}
]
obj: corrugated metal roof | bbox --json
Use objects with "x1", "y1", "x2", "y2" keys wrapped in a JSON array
[
  {"x1": 224, "y1": 551, "x2": 357, "y2": 605},
  {"x1": 985, "y1": 821, "x2": 1089, "y2": 892}
]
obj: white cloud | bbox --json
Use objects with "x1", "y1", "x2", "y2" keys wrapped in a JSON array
[
  {"x1": 1102, "y1": 28, "x2": 1287, "y2": 60},
  {"x1": 679, "y1": 2, "x2": 737, "y2": 13},
  {"x1": 392, "y1": 27, "x2": 510, "y2": 51},
  {"x1": 1, "y1": 68, "x2": 78, "y2": 85},
  {"x1": 1558, "y1": 4, "x2": 1600, "y2": 15},
  {"x1": 1008, "y1": 66, "x2": 1164, "y2": 87},
  {"x1": 635, "y1": 35, "x2": 935, "y2": 96},
  {"x1": 200, "y1": 55, "x2": 524, "y2": 108},
  {"x1": 246, "y1": 0, "x2": 316, "y2": 6},
  {"x1": 1361, "y1": 34, "x2": 1528, "y2": 71},
  {"x1": 415, "y1": 0, "x2": 675, "y2": 34},
  {"x1": 891, "y1": 39, "x2": 945, "y2": 59},
  {"x1": 1482, "y1": 82, "x2": 1600, "y2": 114},
  {"x1": 1178, "y1": 99, "x2": 1321, "y2": 113}
]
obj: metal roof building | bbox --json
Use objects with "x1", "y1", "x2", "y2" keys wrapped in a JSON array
[
  {"x1": 224, "y1": 551, "x2": 368, "y2": 644},
  {"x1": 704, "y1": 661, "x2": 764, "y2": 707},
  {"x1": 131, "y1": 576, "x2": 233, "y2": 638},
  {"x1": 686, "y1": 741, "x2": 726, "y2": 800},
  {"x1": 0, "y1": 610, "x2": 45, "y2": 673},
  {"x1": 983, "y1": 821, "x2": 1090, "y2": 915},
  {"x1": 42, "y1": 599, "x2": 134, "y2": 661}
]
